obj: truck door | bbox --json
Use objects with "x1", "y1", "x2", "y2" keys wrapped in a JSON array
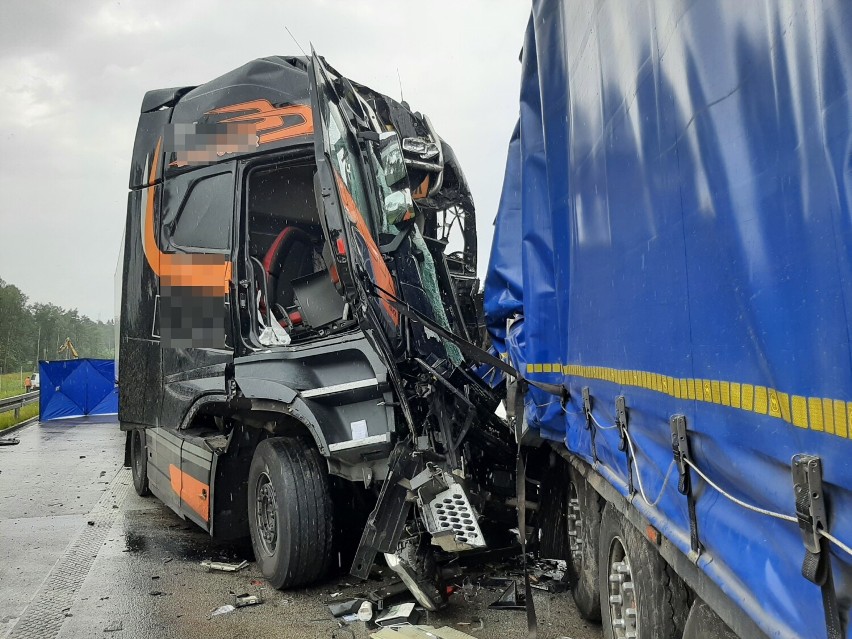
[
  {"x1": 157, "y1": 163, "x2": 236, "y2": 425},
  {"x1": 150, "y1": 163, "x2": 235, "y2": 527}
]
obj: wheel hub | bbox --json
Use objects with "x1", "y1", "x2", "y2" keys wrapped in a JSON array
[
  {"x1": 608, "y1": 536, "x2": 638, "y2": 639},
  {"x1": 255, "y1": 472, "x2": 278, "y2": 554},
  {"x1": 566, "y1": 483, "x2": 582, "y2": 565}
]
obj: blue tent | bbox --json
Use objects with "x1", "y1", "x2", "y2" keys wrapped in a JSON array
[{"x1": 39, "y1": 359, "x2": 118, "y2": 421}]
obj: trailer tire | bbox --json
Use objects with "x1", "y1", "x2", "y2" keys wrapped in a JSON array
[
  {"x1": 599, "y1": 504, "x2": 689, "y2": 639},
  {"x1": 567, "y1": 470, "x2": 604, "y2": 621},
  {"x1": 248, "y1": 437, "x2": 334, "y2": 589},
  {"x1": 130, "y1": 429, "x2": 150, "y2": 496}
]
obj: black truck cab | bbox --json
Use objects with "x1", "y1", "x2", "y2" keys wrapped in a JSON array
[{"x1": 119, "y1": 54, "x2": 513, "y2": 606}]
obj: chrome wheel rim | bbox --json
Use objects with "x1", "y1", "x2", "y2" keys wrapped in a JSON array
[
  {"x1": 255, "y1": 471, "x2": 277, "y2": 554},
  {"x1": 608, "y1": 536, "x2": 638, "y2": 639}
]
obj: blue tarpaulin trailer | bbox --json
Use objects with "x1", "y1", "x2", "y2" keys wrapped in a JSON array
[
  {"x1": 484, "y1": 1, "x2": 852, "y2": 638},
  {"x1": 39, "y1": 359, "x2": 118, "y2": 421}
]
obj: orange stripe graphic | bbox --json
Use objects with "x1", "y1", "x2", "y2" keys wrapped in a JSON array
[
  {"x1": 334, "y1": 172, "x2": 399, "y2": 324},
  {"x1": 168, "y1": 463, "x2": 209, "y2": 522},
  {"x1": 142, "y1": 139, "x2": 232, "y2": 294}
]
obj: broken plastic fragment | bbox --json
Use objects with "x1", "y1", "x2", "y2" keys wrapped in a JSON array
[
  {"x1": 210, "y1": 604, "x2": 235, "y2": 617},
  {"x1": 230, "y1": 590, "x2": 264, "y2": 608},
  {"x1": 201, "y1": 559, "x2": 249, "y2": 572}
]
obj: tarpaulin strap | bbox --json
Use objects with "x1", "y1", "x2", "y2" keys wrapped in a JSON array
[
  {"x1": 366, "y1": 280, "x2": 566, "y2": 398},
  {"x1": 516, "y1": 447, "x2": 538, "y2": 638},
  {"x1": 802, "y1": 541, "x2": 843, "y2": 639},
  {"x1": 671, "y1": 416, "x2": 702, "y2": 557},
  {"x1": 581, "y1": 388, "x2": 599, "y2": 463},
  {"x1": 794, "y1": 455, "x2": 844, "y2": 639}
]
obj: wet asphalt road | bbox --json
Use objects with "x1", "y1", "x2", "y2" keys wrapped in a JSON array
[{"x1": 0, "y1": 418, "x2": 602, "y2": 639}]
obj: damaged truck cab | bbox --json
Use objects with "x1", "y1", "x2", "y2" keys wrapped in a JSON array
[{"x1": 119, "y1": 54, "x2": 514, "y2": 605}]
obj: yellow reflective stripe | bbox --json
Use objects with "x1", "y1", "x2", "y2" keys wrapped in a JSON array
[
  {"x1": 524, "y1": 362, "x2": 850, "y2": 439},
  {"x1": 792, "y1": 396, "x2": 808, "y2": 428},
  {"x1": 767, "y1": 389, "x2": 781, "y2": 418},
  {"x1": 720, "y1": 381, "x2": 731, "y2": 406},
  {"x1": 809, "y1": 398, "x2": 824, "y2": 431},
  {"x1": 838, "y1": 400, "x2": 850, "y2": 439},
  {"x1": 731, "y1": 382, "x2": 741, "y2": 408},
  {"x1": 823, "y1": 399, "x2": 835, "y2": 435},
  {"x1": 754, "y1": 386, "x2": 768, "y2": 415},
  {"x1": 742, "y1": 384, "x2": 754, "y2": 411},
  {"x1": 778, "y1": 392, "x2": 791, "y2": 423}
]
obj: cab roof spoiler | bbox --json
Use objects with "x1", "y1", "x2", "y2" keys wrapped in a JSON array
[{"x1": 141, "y1": 86, "x2": 197, "y2": 113}]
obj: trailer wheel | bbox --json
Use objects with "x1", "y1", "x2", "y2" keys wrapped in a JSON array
[
  {"x1": 599, "y1": 504, "x2": 689, "y2": 639},
  {"x1": 566, "y1": 470, "x2": 604, "y2": 621},
  {"x1": 130, "y1": 429, "x2": 150, "y2": 496},
  {"x1": 248, "y1": 437, "x2": 334, "y2": 588}
]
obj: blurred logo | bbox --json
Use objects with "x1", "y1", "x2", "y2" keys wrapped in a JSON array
[{"x1": 206, "y1": 99, "x2": 313, "y2": 145}]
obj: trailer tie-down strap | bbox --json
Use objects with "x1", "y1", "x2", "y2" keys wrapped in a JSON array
[
  {"x1": 793, "y1": 455, "x2": 844, "y2": 639},
  {"x1": 366, "y1": 281, "x2": 566, "y2": 399}
]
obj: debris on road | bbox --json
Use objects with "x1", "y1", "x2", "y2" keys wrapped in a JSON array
[
  {"x1": 358, "y1": 601, "x2": 374, "y2": 622},
  {"x1": 370, "y1": 626, "x2": 476, "y2": 638},
  {"x1": 488, "y1": 581, "x2": 526, "y2": 611},
  {"x1": 230, "y1": 589, "x2": 264, "y2": 608},
  {"x1": 328, "y1": 598, "x2": 367, "y2": 618},
  {"x1": 201, "y1": 559, "x2": 249, "y2": 572},
  {"x1": 0, "y1": 437, "x2": 20, "y2": 446},
  {"x1": 103, "y1": 620, "x2": 123, "y2": 632},
  {"x1": 456, "y1": 618, "x2": 484, "y2": 631},
  {"x1": 366, "y1": 579, "x2": 410, "y2": 610},
  {"x1": 209, "y1": 604, "x2": 236, "y2": 618},
  {"x1": 375, "y1": 602, "x2": 419, "y2": 627}
]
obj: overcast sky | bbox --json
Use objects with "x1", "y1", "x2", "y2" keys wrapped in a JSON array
[{"x1": 0, "y1": 0, "x2": 528, "y2": 320}]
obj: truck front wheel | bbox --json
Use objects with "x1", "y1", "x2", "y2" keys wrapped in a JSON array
[
  {"x1": 598, "y1": 504, "x2": 688, "y2": 639},
  {"x1": 130, "y1": 429, "x2": 150, "y2": 496},
  {"x1": 248, "y1": 437, "x2": 334, "y2": 588}
]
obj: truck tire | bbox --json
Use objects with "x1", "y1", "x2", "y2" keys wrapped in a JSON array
[
  {"x1": 248, "y1": 437, "x2": 334, "y2": 588},
  {"x1": 567, "y1": 470, "x2": 604, "y2": 621},
  {"x1": 130, "y1": 429, "x2": 150, "y2": 496},
  {"x1": 599, "y1": 504, "x2": 689, "y2": 639}
]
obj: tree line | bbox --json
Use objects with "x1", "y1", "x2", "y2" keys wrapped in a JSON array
[{"x1": 0, "y1": 277, "x2": 115, "y2": 374}]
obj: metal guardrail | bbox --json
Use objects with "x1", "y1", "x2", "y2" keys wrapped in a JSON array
[{"x1": 0, "y1": 391, "x2": 39, "y2": 419}]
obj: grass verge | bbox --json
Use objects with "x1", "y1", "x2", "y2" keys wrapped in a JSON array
[
  {"x1": 0, "y1": 403, "x2": 39, "y2": 431},
  {"x1": 0, "y1": 372, "x2": 32, "y2": 400}
]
